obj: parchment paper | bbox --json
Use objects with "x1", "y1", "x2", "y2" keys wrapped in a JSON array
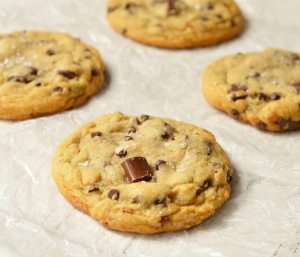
[{"x1": 0, "y1": 0, "x2": 299, "y2": 256}]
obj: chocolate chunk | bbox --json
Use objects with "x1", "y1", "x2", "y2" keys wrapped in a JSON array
[
  {"x1": 270, "y1": 93, "x2": 281, "y2": 101},
  {"x1": 116, "y1": 149, "x2": 127, "y2": 158},
  {"x1": 28, "y1": 67, "x2": 38, "y2": 76},
  {"x1": 229, "y1": 84, "x2": 247, "y2": 92},
  {"x1": 276, "y1": 118, "x2": 300, "y2": 131},
  {"x1": 122, "y1": 157, "x2": 152, "y2": 183},
  {"x1": 155, "y1": 160, "x2": 166, "y2": 170},
  {"x1": 161, "y1": 131, "x2": 170, "y2": 140},
  {"x1": 58, "y1": 70, "x2": 77, "y2": 79},
  {"x1": 53, "y1": 86, "x2": 63, "y2": 93},
  {"x1": 231, "y1": 109, "x2": 240, "y2": 119},
  {"x1": 196, "y1": 179, "x2": 211, "y2": 195},
  {"x1": 127, "y1": 126, "x2": 136, "y2": 133},
  {"x1": 108, "y1": 189, "x2": 120, "y2": 200},
  {"x1": 132, "y1": 196, "x2": 140, "y2": 204},
  {"x1": 124, "y1": 136, "x2": 133, "y2": 141},
  {"x1": 91, "y1": 131, "x2": 102, "y2": 138},
  {"x1": 46, "y1": 49, "x2": 55, "y2": 55},
  {"x1": 292, "y1": 82, "x2": 300, "y2": 94},
  {"x1": 231, "y1": 94, "x2": 248, "y2": 101},
  {"x1": 256, "y1": 120, "x2": 267, "y2": 130},
  {"x1": 160, "y1": 216, "x2": 169, "y2": 226},
  {"x1": 91, "y1": 68, "x2": 99, "y2": 76},
  {"x1": 167, "y1": 0, "x2": 176, "y2": 14},
  {"x1": 88, "y1": 184, "x2": 99, "y2": 193}
]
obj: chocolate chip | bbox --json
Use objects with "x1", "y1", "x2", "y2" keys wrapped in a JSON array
[
  {"x1": 122, "y1": 157, "x2": 152, "y2": 183},
  {"x1": 107, "y1": 6, "x2": 117, "y2": 13},
  {"x1": 140, "y1": 114, "x2": 150, "y2": 123},
  {"x1": 227, "y1": 175, "x2": 233, "y2": 183},
  {"x1": 121, "y1": 28, "x2": 127, "y2": 35},
  {"x1": 53, "y1": 86, "x2": 63, "y2": 93},
  {"x1": 270, "y1": 93, "x2": 281, "y2": 101},
  {"x1": 91, "y1": 68, "x2": 99, "y2": 76},
  {"x1": 207, "y1": 2, "x2": 214, "y2": 9},
  {"x1": 254, "y1": 92, "x2": 268, "y2": 100},
  {"x1": 196, "y1": 179, "x2": 211, "y2": 195},
  {"x1": 124, "y1": 136, "x2": 133, "y2": 141},
  {"x1": 230, "y1": 19, "x2": 236, "y2": 27},
  {"x1": 154, "y1": 198, "x2": 165, "y2": 205},
  {"x1": 292, "y1": 82, "x2": 300, "y2": 94},
  {"x1": 88, "y1": 184, "x2": 99, "y2": 193},
  {"x1": 216, "y1": 14, "x2": 223, "y2": 19},
  {"x1": 231, "y1": 94, "x2": 248, "y2": 101},
  {"x1": 276, "y1": 118, "x2": 300, "y2": 131},
  {"x1": 35, "y1": 82, "x2": 42, "y2": 87},
  {"x1": 28, "y1": 67, "x2": 38, "y2": 76},
  {"x1": 231, "y1": 109, "x2": 240, "y2": 119},
  {"x1": 160, "y1": 216, "x2": 169, "y2": 226},
  {"x1": 229, "y1": 84, "x2": 247, "y2": 92},
  {"x1": 291, "y1": 54, "x2": 299, "y2": 61},
  {"x1": 46, "y1": 49, "x2": 55, "y2": 55},
  {"x1": 108, "y1": 189, "x2": 120, "y2": 200},
  {"x1": 161, "y1": 131, "x2": 170, "y2": 140},
  {"x1": 127, "y1": 126, "x2": 136, "y2": 133},
  {"x1": 256, "y1": 121, "x2": 267, "y2": 130},
  {"x1": 58, "y1": 70, "x2": 77, "y2": 79},
  {"x1": 132, "y1": 196, "x2": 140, "y2": 204},
  {"x1": 116, "y1": 149, "x2": 127, "y2": 158},
  {"x1": 91, "y1": 131, "x2": 102, "y2": 138},
  {"x1": 167, "y1": 0, "x2": 176, "y2": 14},
  {"x1": 155, "y1": 160, "x2": 166, "y2": 170},
  {"x1": 8, "y1": 75, "x2": 31, "y2": 84}
]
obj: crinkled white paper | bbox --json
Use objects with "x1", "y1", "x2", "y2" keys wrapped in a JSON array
[{"x1": 0, "y1": 0, "x2": 300, "y2": 257}]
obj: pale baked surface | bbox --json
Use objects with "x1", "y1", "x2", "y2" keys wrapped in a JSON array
[
  {"x1": 0, "y1": 31, "x2": 105, "y2": 120},
  {"x1": 107, "y1": 0, "x2": 244, "y2": 49},
  {"x1": 202, "y1": 48, "x2": 300, "y2": 132},
  {"x1": 52, "y1": 112, "x2": 232, "y2": 234}
]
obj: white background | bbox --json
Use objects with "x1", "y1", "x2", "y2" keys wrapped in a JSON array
[{"x1": 0, "y1": 0, "x2": 300, "y2": 256}]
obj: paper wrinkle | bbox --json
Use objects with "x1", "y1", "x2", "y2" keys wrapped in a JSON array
[{"x1": 0, "y1": 0, "x2": 300, "y2": 257}]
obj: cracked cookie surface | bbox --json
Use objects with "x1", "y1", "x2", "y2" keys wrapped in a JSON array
[
  {"x1": 0, "y1": 31, "x2": 105, "y2": 120},
  {"x1": 52, "y1": 112, "x2": 232, "y2": 234},
  {"x1": 202, "y1": 48, "x2": 300, "y2": 132},
  {"x1": 107, "y1": 0, "x2": 244, "y2": 48}
]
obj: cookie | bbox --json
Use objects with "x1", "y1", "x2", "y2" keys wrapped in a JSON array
[
  {"x1": 0, "y1": 31, "x2": 105, "y2": 120},
  {"x1": 107, "y1": 0, "x2": 244, "y2": 49},
  {"x1": 202, "y1": 48, "x2": 300, "y2": 132},
  {"x1": 52, "y1": 112, "x2": 232, "y2": 234}
]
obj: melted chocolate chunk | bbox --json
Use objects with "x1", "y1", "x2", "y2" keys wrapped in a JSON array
[
  {"x1": 53, "y1": 86, "x2": 63, "y2": 93},
  {"x1": 254, "y1": 92, "x2": 268, "y2": 100},
  {"x1": 140, "y1": 114, "x2": 150, "y2": 123},
  {"x1": 154, "y1": 198, "x2": 165, "y2": 205},
  {"x1": 161, "y1": 131, "x2": 170, "y2": 140},
  {"x1": 227, "y1": 175, "x2": 233, "y2": 183},
  {"x1": 122, "y1": 157, "x2": 152, "y2": 183},
  {"x1": 270, "y1": 93, "x2": 281, "y2": 101},
  {"x1": 91, "y1": 131, "x2": 102, "y2": 138},
  {"x1": 276, "y1": 118, "x2": 300, "y2": 131},
  {"x1": 108, "y1": 189, "x2": 120, "y2": 200},
  {"x1": 46, "y1": 49, "x2": 55, "y2": 55},
  {"x1": 88, "y1": 184, "x2": 99, "y2": 193},
  {"x1": 196, "y1": 179, "x2": 211, "y2": 195},
  {"x1": 155, "y1": 160, "x2": 166, "y2": 170},
  {"x1": 116, "y1": 149, "x2": 127, "y2": 157},
  {"x1": 229, "y1": 84, "x2": 247, "y2": 92},
  {"x1": 231, "y1": 109, "x2": 240, "y2": 119},
  {"x1": 58, "y1": 70, "x2": 77, "y2": 79},
  {"x1": 256, "y1": 121, "x2": 267, "y2": 130}
]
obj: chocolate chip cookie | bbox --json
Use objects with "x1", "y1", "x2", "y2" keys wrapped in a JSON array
[
  {"x1": 107, "y1": 0, "x2": 244, "y2": 49},
  {"x1": 202, "y1": 48, "x2": 300, "y2": 132},
  {"x1": 0, "y1": 31, "x2": 105, "y2": 120},
  {"x1": 52, "y1": 112, "x2": 232, "y2": 234}
]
